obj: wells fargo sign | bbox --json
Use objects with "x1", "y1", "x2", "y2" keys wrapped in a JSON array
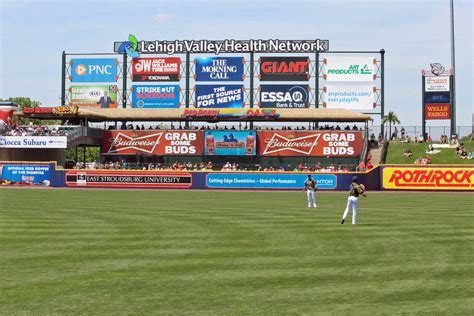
[
  {"x1": 102, "y1": 130, "x2": 204, "y2": 155},
  {"x1": 382, "y1": 167, "x2": 474, "y2": 190},
  {"x1": 425, "y1": 104, "x2": 450, "y2": 120},
  {"x1": 256, "y1": 131, "x2": 364, "y2": 156}
]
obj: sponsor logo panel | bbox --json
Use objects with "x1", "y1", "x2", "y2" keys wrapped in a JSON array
[
  {"x1": 259, "y1": 57, "x2": 310, "y2": 81},
  {"x1": 259, "y1": 85, "x2": 309, "y2": 108},
  {"x1": 1, "y1": 164, "x2": 51, "y2": 183},
  {"x1": 71, "y1": 58, "x2": 118, "y2": 82},
  {"x1": 425, "y1": 103, "x2": 451, "y2": 120},
  {"x1": 195, "y1": 57, "x2": 244, "y2": 81},
  {"x1": 323, "y1": 57, "x2": 375, "y2": 82},
  {"x1": 132, "y1": 57, "x2": 180, "y2": 82},
  {"x1": 102, "y1": 130, "x2": 204, "y2": 155},
  {"x1": 204, "y1": 131, "x2": 256, "y2": 156},
  {"x1": 425, "y1": 77, "x2": 450, "y2": 92},
  {"x1": 132, "y1": 84, "x2": 180, "y2": 108},
  {"x1": 65, "y1": 171, "x2": 192, "y2": 188},
  {"x1": 323, "y1": 84, "x2": 375, "y2": 110},
  {"x1": 256, "y1": 131, "x2": 363, "y2": 157},
  {"x1": 206, "y1": 173, "x2": 337, "y2": 190},
  {"x1": 0, "y1": 136, "x2": 67, "y2": 148},
  {"x1": 195, "y1": 85, "x2": 244, "y2": 108},
  {"x1": 70, "y1": 84, "x2": 118, "y2": 107},
  {"x1": 382, "y1": 167, "x2": 474, "y2": 190}
]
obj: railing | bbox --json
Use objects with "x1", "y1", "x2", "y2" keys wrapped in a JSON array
[{"x1": 368, "y1": 125, "x2": 472, "y2": 141}]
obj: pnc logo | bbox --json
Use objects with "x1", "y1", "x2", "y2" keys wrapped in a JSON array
[
  {"x1": 118, "y1": 34, "x2": 140, "y2": 58},
  {"x1": 75, "y1": 64, "x2": 87, "y2": 76}
]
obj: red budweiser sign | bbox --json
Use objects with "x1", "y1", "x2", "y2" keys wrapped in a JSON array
[
  {"x1": 102, "y1": 130, "x2": 204, "y2": 155},
  {"x1": 257, "y1": 131, "x2": 364, "y2": 156}
]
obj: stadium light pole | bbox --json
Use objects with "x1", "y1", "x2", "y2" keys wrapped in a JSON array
[{"x1": 450, "y1": 0, "x2": 456, "y2": 136}]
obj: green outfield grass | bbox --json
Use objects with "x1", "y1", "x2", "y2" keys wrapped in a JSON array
[
  {"x1": 0, "y1": 189, "x2": 473, "y2": 314},
  {"x1": 385, "y1": 140, "x2": 474, "y2": 165}
]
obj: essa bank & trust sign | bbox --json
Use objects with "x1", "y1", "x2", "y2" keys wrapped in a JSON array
[{"x1": 114, "y1": 35, "x2": 329, "y2": 56}]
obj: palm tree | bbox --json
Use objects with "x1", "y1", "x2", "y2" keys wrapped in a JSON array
[{"x1": 381, "y1": 111, "x2": 401, "y2": 140}]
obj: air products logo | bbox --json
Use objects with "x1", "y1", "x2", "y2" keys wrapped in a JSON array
[{"x1": 118, "y1": 34, "x2": 140, "y2": 58}]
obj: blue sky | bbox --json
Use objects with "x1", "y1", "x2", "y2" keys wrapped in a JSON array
[{"x1": 0, "y1": 0, "x2": 472, "y2": 126}]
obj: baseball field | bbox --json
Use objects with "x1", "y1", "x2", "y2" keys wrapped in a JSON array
[{"x1": 1, "y1": 188, "x2": 473, "y2": 314}]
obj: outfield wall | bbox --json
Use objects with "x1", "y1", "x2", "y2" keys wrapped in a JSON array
[{"x1": 1, "y1": 162, "x2": 473, "y2": 191}]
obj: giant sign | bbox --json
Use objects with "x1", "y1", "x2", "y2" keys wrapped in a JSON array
[
  {"x1": 257, "y1": 131, "x2": 364, "y2": 157},
  {"x1": 323, "y1": 84, "x2": 375, "y2": 110},
  {"x1": 195, "y1": 85, "x2": 244, "y2": 108},
  {"x1": 102, "y1": 130, "x2": 204, "y2": 155},
  {"x1": 70, "y1": 84, "x2": 118, "y2": 107},
  {"x1": 204, "y1": 131, "x2": 256, "y2": 156},
  {"x1": 195, "y1": 57, "x2": 244, "y2": 81},
  {"x1": 323, "y1": 57, "x2": 375, "y2": 82},
  {"x1": 259, "y1": 85, "x2": 309, "y2": 108},
  {"x1": 0, "y1": 136, "x2": 67, "y2": 148},
  {"x1": 65, "y1": 171, "x2": 192, "y2": 188},
  {"x1": 71, "y1": 58, "x2": 118, "y2": 82},
  {"x1": 205, "y1": 173, "x2": 337, "y2": 190},
  {"x1": 132, "y1": 57, "x2": 180, "y2": 82},
  {"x1": 425, "y1": 104, "x2": 451, "y2": 120},
  {"x1": 132, "y1": 85, "x2": 180, "y2": 108},
  {"x1": 382, "y1": 167, "x2": 474, "y2": 190},
  {"x1": 259, "y1": 57, "x2": 310, "y2": 81}
]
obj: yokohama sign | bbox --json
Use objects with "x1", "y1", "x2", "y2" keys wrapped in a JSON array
[
  {"x1": 382, "y1": 167, "x2": 474, "y2": 190},
  {"x1": 132, "y1": 57, "x2": 180, "y2": 82},
  {"x1": 102, "y1": 130, "x2": 204, "y2": 155},
  {"x1": 256, "y1": 131, "x2": 364, "y2": 156}
]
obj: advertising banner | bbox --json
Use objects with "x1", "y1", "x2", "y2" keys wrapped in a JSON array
[
  {"x1": 382, "y1": 167, "x2": 474, "y2": 190},
  {"x1": 259, "y1": 85, "x2": 309, "y2": 108},
  {"x1": 323, "y1": 84, "x2": 375, "y2": 110},
  {"x1": 257, "y1": 131, "x2": 364, "y2": 157},
  {"x1": 71, "y1": 58, "x2": 118, "y2": 82},
  {"x1": 132, "y1": 57, "x2": 180, "y2": 82},
  {"x1": 323, "y1": 57, "x2": 375, "y2": 82},
  {"x1": 204, "y1": 131, "x2": 256, "y2": 156},
  {"x1": 425, "y1": 103, "x2": 451, "y2": 120},
  {"x1": 425, "y1": 77, "x2": 450, "y2": 92},
  {"x1": 195, "y1": 57, "x2": 244, "y2": 81},
  {"x1": 259, "y1": 57, "x2": 310, "y2": 81},
  {"x1": 182, "y1": 108, "x2": 279, "y2": 119},
  {"x1": 102, "y1": 130, "x2": 204, "y2": 155},
  {"x1": 70, "y1": 84, "x2": 118, "y2": 107},
  {"x1": 195, "y1": 85, "x2": 244, "y2": 108},
  {"x1": 0, "y1": 109, "x2": 13, "y2": 126},
  {"x1": 0, "y1": 136, "x2": 67, "y2": 148},
  {"x1": 1, "y1": 164, "x2": 51, "y2": 183},
  {"x1": 65, "y1": 171, "x2": 192, "y2": 188},
  {"x1": 425, "y1": 91, "x2": 450, "y2": 103},
  {"x1": 205, "y1": 173, "x2": 337, "y2": 190},
  {"x1": 132, "y1": 85, "x2": 180, "y2": 108}
]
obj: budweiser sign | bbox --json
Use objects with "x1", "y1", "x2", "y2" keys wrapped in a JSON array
[
  {"x1": 107, "y1": 132, "x2": 163, "y2": 154},
  {"x1": 383, "y1": 167, "x2": 474, "y2": 190},
  {"x1": 263, "y1": 133, "x2": 320, "y2": 155},
  {"x1": 102, "y1": 130, "x2": 204, "y2": 155},
  {"x1": 257, "y1": 131, "x2": 363, "y2": 157}
]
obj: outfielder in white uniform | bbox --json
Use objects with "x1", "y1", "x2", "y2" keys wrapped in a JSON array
[
  {"x1": 304, "y1": 175, "x2": 317, "y2": 208},
  {"x1": 341, "y1": 176, "x2": 366, "y2": 226}
]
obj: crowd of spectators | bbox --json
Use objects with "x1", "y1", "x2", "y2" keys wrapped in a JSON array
[
  {"x1": 74, "y1": 160, "x2": 355, "y2": 172},
  {"x1": 2, "y1": 122, "x2": 69, "y2": 136},
  {"x1": 112, "y1": 122, "x2": 363, "y2": 132}
]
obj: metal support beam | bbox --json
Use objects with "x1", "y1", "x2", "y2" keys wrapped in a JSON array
[
  {"x1": 380, "y1": 49, "x2": 385, "y2": 138},
  {"x1": 249, "y1": 51, "x2": 254, "y2": 130},
  {"x1": 61, "y1": 51, "x2": 66, "y2": 106},
  {"x1": 122, "y1": 53, "x2": 127, "y2": 108}
]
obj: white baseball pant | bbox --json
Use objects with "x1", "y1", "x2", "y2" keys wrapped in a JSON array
[
  {"x1": 342, "y1": 196, "x2": 359, "y2": 224},
  {"x1": 306, "y1": 189, "x2": 317, "y2": 207}
]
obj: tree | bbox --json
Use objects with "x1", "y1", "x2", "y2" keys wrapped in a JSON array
[
  {"x1": 381, "y1": 111, "x2": 401, "y2": 140},
  {"x1": 0, "y1": 97, "x2": 59, "y2": 125}
]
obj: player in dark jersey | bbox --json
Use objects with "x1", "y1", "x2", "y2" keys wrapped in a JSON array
[
  {"x1": 304, "y1": 175, "x2": 318, "y2": 208},
  {"x1": 341, "y1": 176, "x2": 366, "y2": 226}
]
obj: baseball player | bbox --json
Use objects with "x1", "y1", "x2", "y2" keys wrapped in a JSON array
[
  {"x1": 304, "y1": 175, "x2": 318, "y2": 208},
  {"x1": 341, "y1": 176, "x2": 366, "y2": 226}
]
